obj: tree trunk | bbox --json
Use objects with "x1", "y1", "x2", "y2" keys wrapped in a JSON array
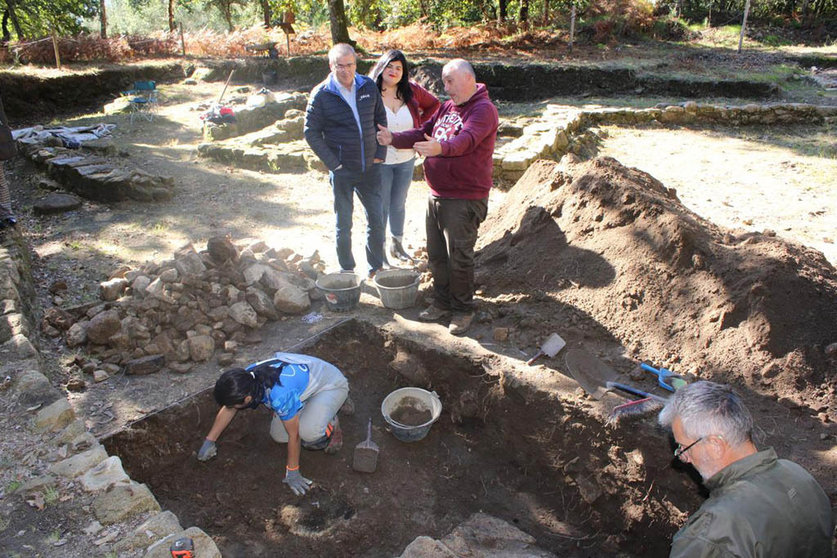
[
  {"x1": 497, "y1": 0, "x2": 507, "y2": 23},
  {"x1": 99, "y1": 0, "x2": 107, "y2": 38},
  {"x1": 419, "y1": 0, "x2": 429, "y2": 18},
  {"x1": 327, "y1": 0, "x2": 354, "y2": 47},
  {"x1": 261, "y1": 0, "x2": 271, "y2": 27},
  {"x1": 2, "y1": 11, "x2": 10, "y2": 43},
  {"x1": 519, "y1": 0, "x2": 529, "y2": 26},
  {"x1": 569, "y1": 3, "x2": 576, "y2": 52},
  {"x1": 223, "y1": 3, "x2": 234, "y2": 32},
  {"x1": 4, "y1": 0, "x2": 23, "y2": 40},
  {"x1": 737, "y1": 0, "x2": 750, "y2": 53},
  {"x1": 542, "y1": 0, "x2": 550, "y2": 25},
  {"x1": 168, "y1": 0, "x2": 176, "y2": 32}
]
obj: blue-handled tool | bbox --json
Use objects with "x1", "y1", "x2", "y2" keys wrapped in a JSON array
[
  {"x1": 640, "y1": 362, "x2": 687, "y2": 392},
  {"x1": 606, "y1": 381, "x2": 669, "y2": 402}
]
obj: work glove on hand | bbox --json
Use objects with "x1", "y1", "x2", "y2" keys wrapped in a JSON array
[
  {"x1": 283, "y1": 469, "x2": 313, "y2": 496},
  {"x1": 197, "y1": 439, "x2": 217, "y2": 462}
]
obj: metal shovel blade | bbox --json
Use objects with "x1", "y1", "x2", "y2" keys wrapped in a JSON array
[
  {"x1": 526, "y1": 333, "x2": 567, "y2": 365},
  {"x1": 564, "y1": 348, "x2": 620, "y2": 400},
  {"x1": 352, "y1": 418, "x2": 379, "y2": 473}
]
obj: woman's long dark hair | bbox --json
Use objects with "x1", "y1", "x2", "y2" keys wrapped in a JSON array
[
  {"x1": 369, "y1": 49, "x2": 413, "y2": 105},
  {"x1": 213, "y1": 361, "x2": 283, "y2": 408}
]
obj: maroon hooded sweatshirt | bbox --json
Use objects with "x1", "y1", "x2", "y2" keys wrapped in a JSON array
[{"x1": 391, "y1": 84, "x2": 498, "y2": 200}]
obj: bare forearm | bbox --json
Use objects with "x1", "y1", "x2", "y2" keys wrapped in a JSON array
[{"x1": 206, "y1": 406, "x2": 237, "y2": 442}]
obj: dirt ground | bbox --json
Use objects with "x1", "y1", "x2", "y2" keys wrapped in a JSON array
[
  {"x1": 4, "y1": 72, "x2": 837, "y2": 556},
  {"x1": 103, "y1": 320, "x2": 697, "y2": 557}
]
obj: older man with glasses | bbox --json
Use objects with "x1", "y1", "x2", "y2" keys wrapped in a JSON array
[
  {"x1": 658, "y1": 381, "x2": 832, "y2": 558},
  {"x1": 304, "y1": 43, "x2": 386, "y2": 278}
]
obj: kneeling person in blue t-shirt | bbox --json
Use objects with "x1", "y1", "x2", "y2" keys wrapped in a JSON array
[{"x1": 197, "y1": 352, "x2": 349, "y2": 496}]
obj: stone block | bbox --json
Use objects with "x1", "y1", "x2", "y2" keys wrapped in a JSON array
[
  {"x1": 55, "y1": 419, "x2": 88, "y2": 444},
  {"x1": 17, "y1": 474, "x2": 59, "y2": 496},
  {"x1": 399, "y1": 536, "x2": 457, "y2": 558},
  {"x1": 34, "y1": 398, "x2": 76, "y2": 432},
  {"x1": 125, "y1": 354, "x2": 165, "y2": 375},
  {"x1": 1, "y1": 333, "x2": 37, "y2": 359},
  {"x1": 93, "y1": 482, "x2": 161, "y2": 525},
  {"x1": 99, "y1": 277, "x2": 129, "y2": 301},
  {"x1": 187, "y1": 335, "x2": 215, "y2": 362},
  {"x1": 273, "y1": 283, "x2": 310, "y2": 314},
  {"x1": 229, "y1": 301, "x2": 258, "y2": 327},
  {"x1": 113, "y1": 510, "x2": 183, "y2": 553},
  {"x1": 440, "y1": 513, "x2": 553, "y2": 557},
  {"x1": 32, "y1": 192, "x2": 83, "y2": 215},
  {"x1": 80, "y1": 455, "x2": 131, "y2": 492},
  {"x1": 66, "y1": 321, "x2": 88, "y2": 347},
  {"x1": 14, "y1": 369, "x2": 60, "y2": 407},
  {"x1": 49, "y1": 445, "x2": 108, "y2": 478},
  {"x1": 87, "y1": 309, "x2": 121, "y2": 345}
]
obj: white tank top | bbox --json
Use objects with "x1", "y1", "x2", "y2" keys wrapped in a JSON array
[{"x1": 385, "y1": 103, "x2": 417, "y2": 165}]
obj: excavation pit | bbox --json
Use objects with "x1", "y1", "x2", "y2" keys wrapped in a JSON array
[{"x1": 104, "y1": 320, "x2": 702, "y2": 556}]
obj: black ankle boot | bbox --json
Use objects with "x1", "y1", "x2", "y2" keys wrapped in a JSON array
[{"x1": 390, "y1": 238, "x2": 412, "y2": 262}]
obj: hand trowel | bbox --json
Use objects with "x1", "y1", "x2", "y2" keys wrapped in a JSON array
[
  {"x1": 526, "y1": 333, "x2": 567, "y2": 365},
  {"x1": 352, "y1": 418, "x2": 379, "y2": 473}
]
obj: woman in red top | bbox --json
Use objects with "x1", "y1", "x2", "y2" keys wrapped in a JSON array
[{"x1": 369, "y1": 50, "x2": 440, "y2": 263}]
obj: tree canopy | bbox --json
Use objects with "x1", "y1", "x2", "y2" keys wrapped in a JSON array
[{"x1": 1, "y1": 0, "x2": 833, "y2": 42}]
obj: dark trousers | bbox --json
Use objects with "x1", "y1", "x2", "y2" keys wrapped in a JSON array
[
  {"x1": 330, "y1": 165, "x2": 385, "y2": 273},
  {"x1": 426, "y1": 196, "x2": 488, "y2": 313}
]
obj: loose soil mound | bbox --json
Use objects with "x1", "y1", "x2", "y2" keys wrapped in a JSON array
[{"x1": 476, "y1": 157, "x2": 837, "y2": 415}]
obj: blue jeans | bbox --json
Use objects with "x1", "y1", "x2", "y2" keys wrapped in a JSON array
[
  {"x1": 330, "y1": 165, "x2": 385, "y2": 273},
  {"x1": 380, "y1": 158, "x2": 415, "y2": 238}
]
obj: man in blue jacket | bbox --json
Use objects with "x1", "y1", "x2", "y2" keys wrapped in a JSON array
[{"x1": 304, "y1": 43, "x2": 387, "y2": 277}]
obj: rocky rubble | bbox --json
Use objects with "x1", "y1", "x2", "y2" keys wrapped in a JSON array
[{"x1": 42, "y1": 236, "x2": 327, "y2": 379}]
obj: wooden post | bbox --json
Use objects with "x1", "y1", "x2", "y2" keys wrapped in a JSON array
[
  {"x1": 738, "y1": 0, "x2": 750, "y2": 53},
  {"x1": 179, "y1": 22, "x2": 186, "y2": 56},
  {"x1": 52, "y1": 31, "x2": 61, "y2": 69},
  {"x1": 569, "y1": 4, "x2": 576, "y2": 53}
]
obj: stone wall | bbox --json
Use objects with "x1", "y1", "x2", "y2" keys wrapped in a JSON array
[
  {"x1": 0, "y1": 227, "x2": 221, "y2": 556},
  {"x1": 494, "y1": 101, "x2": 837, "y2": 182}
]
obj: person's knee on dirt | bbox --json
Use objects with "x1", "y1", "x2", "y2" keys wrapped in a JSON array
[{"x1": 198, "y1": 352, "x2": 349, "y2": 497}]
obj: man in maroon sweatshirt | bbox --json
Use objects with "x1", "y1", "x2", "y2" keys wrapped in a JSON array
[{"x1": 377, "y1": 59, "x2": 499, "y2": 335}]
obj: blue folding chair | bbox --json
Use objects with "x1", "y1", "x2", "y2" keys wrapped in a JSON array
[{"x1": 125, "y1": 81, "x2": 158, "y2": 124}]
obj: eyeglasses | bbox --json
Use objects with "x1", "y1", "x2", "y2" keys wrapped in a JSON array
[
  {"x1": 674, "y1": 437, "x2": 704, "y2": 459},
  {"x1": 334, "y1": 63, "x2": 356, "y2": 70}
]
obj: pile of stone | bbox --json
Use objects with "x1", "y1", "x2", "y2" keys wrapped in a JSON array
[{"x1": 41, "y1": 237, "x2": 326, "y2": 378}]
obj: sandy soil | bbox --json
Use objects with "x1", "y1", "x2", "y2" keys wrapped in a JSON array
[{"x1": 594, "y1": 123, "x2": 837, "y2": 266}]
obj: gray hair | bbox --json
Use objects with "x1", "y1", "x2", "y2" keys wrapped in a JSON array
[
  {"x1": 443, "y1": 59, "x2": 476, "y2": 79},
  {"x1": 658, "y1": 381, "x2": 754, "y2": 446},
  {"x1": 328, "y1": 43, "x2": 356, "y2": 65}
]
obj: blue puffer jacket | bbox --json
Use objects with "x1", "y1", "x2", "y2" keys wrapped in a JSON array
[{"x1": 304, "y1": 73, "x2": 387, "y2": 173}]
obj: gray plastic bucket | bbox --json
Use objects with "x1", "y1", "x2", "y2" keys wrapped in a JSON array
[
  {"x1": 373, "y1": 268, "x2": 421, "y2": 310},
  {"x1": 315, "y1": 272, "x2": 362, "y2": 312},
  {"x1": 381, "y1": 387, "x2": 442, "y2": 442}
]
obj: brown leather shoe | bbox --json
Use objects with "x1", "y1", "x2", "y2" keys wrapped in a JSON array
[
  {"x1": 449, "y1": 312, "x2": 474, "y2": 336},
  {"x1": 418, "y1": 304, "x2": 451, "y2": 322}
]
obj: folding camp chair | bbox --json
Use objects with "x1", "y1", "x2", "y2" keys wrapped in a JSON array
[{"x1": 126, "y1": 81, "x2": 158, "y2": 124}]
